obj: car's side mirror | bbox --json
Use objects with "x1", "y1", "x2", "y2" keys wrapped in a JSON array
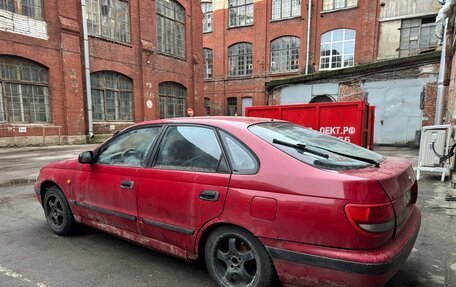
[{"x1": 78, "y1": 151, "x2": 95, "y2": 164}]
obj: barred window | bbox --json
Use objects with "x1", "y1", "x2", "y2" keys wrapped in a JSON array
[
  {"x1": 270, "y1": 36, "x2": 300, "y2": 73},
  {"x1": 228, "y1": 0, "x2": 253, "y2": 27},
  {"x1": 156, "y1": 0, "x2": 186, "y2": 58},
  {"x1": 0, "y1": 56, "x2": 50, "y2": 123},
  {"x1": 202, "y1": 2, "x2": 213, "y2": 33},
  {"x1": 91, "y1": 71, "x2": 133, "y2": 122},
  {"x1": 271, "y1": 0, "x2": 300, "y2": 20},
  {"x1": 322, "y1": 0, "x2": 357, "y2": 11},
  {"x1": 320, "y1": 29, "x2": 355, "y2": 70},
  {"x1": 228, "y1": 43, "x2": 253, "y2": 77},
  {"x1": 227, "y1": 97, "x2": 237, "y2": 116},
  {"x1": 204, "y1": 97, "x2": 211, "y2": 116},
  {"x1": 203, "y1": 48, "x2": 213, "y2": 79},
  {"x1": 0, "y1": 0, "x2": 43, "y2": 20},
  {"x1": 159, "y1": 82, "x2": 186, "y2": 119},
  {"x1": 399, "y1": 17, "x2": 438, "y2": 58},
  {"x1": 86, "y1": 0, "x2": 130, "y2": 43}
]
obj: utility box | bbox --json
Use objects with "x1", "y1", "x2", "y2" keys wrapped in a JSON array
[
  {"x1": 246, "y1": 101, "x2": 375, "y2": 150},
  {"x1": 417, "y1": 124, "x2": 452, "y2": 181}
]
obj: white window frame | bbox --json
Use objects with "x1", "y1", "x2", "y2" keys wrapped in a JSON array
[{"x1": 320, "y1": 29, "x2": 356, "y2": 70}]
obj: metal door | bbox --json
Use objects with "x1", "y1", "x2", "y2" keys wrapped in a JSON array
[{"x1": 363, "y1": 79, "x2": 424, "y2": 145}]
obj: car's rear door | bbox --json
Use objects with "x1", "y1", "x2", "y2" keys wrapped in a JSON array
[
  {"x1": 137, "y1": 125, "x2": 231, "y2": 252},
  {"x1": 73, "y1": 126, "x2": 162, "y2": 233}
]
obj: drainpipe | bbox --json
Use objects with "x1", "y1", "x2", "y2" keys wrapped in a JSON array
[
  {"x1": 305, "y1": 0, "x2": 312, "y2": 75},
  {"x1": 435, "y1": 21, "x2": 447, "y2": 125},
  {"x1": 81, "y1": 0, "x2": 94, "y2": 138}
]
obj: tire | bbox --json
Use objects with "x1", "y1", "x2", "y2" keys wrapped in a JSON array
[
  {"x1": 205, "y1": 226, "x2": 277, "y2": 287},
  {"x1": 43, "y1": 186, "x2": 75, "y2": 235}
]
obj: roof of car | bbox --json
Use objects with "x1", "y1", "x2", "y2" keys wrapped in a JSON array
[{"x1": 133, "y1": 116, "x2": 280, "y2": 128}]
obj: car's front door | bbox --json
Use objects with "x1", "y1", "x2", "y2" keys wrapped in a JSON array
[
  {"x1": 137, "y1": 125, "x2": 231, "y2": 251},
  {"x1": 73, "y1": 126, "x2": 161, "y2": 233}
]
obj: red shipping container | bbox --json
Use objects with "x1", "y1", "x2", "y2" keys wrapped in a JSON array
[{"x1": 245, "y1": 101, "x2": 375, "y2": 150}]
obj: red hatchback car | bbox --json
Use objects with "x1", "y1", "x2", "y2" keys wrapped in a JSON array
[{"x1": 35, "y1": 117, "x2": 420, "y2": 287}]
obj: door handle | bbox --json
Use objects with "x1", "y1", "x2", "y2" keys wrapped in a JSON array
[
  {"x1": 120, "y1": 180, "x2": 134, "y2": 190},
  {"x1": 199, "y1": 190, "x2": 220, "y2": 202}
]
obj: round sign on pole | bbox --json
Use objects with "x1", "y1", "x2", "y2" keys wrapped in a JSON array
[
  {"x1": 146, "y1": 100, "x2": 153, "y2": 109},
  {"x1": 187, "y1": 108, "x2": 194, "y2": 117}
]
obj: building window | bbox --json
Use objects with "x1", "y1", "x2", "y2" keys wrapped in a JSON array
[
  {"x1": 0, "y1": 56, "x2": 50, "y2": 123},
  {"x1": 228, "y1": 0, "x2": 253, "y2": 27},
  {"x1": 270, "y1": 36, "x2": 300, "y2": 73},
  {"x1": 322, "y1": 0, "x2": 357, "y2": 11},
  {"x1": 159, "y1": 82, "x2": 186, "y2": 119},
  {"x1": 227, "y1": 97, "x2": 237, "y2": 116},
  {"x1": 86, "y1": 0, "x2": 130, "y2": 43},
  {"x1": 271, "y1": 0, "x2": 300, "y2": 20},
  {"x1": 202, "y1": 2, "x2": 213, "y2": 33},
  {"x1": 228, "y1": 43, "x2": 253, "y2": 77},
  {"x1": 0, "y1": 0, "x2": 43, "y2": 20},
  {"x1": 156, "y1": 0, "x2": 186, "y2": 58},
  {"x1": 399, "y1": 17, "x2": 438, "y2": 58},
  {"x1": 204, "y1": 97, "x2": 211, "y2": 116},
  {"x1": 91, "y1": 71, "x2": 133, "y2": 122},
  {"x1": 203, "y1": 48, "x2": 213, "y2": 79},
  {"x1": 320, "y1": 29, "x2": 355, "y2": 70}
]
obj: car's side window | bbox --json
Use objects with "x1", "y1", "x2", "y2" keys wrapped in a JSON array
[
  {"x1": 97, "y1": 127, "x2": 161, "y2": 167},
  {"x1": 220, "y1": 131, "x2": 258, "y2": 174},
  {"x1": 154, "y1": 126, "x2": 226, "y2": 172}
]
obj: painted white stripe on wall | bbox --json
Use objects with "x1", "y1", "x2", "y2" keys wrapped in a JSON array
[{"x1": 0, "y1": 10, "x2": 48, "y2": 40}]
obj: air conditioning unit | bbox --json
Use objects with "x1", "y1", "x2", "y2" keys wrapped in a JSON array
[{"x1": 417, "y1": 124, "x2": 453, "y2": 182}]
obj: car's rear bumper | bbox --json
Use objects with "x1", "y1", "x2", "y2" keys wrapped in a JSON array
[{"x1": 262, "y1": 205, "x2": 421, "y2": 287}]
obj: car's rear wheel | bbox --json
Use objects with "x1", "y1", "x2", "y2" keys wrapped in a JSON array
[
  {"x1": 205, "y1": 226, "x2": 277, "y2": 287},
  {"x1": 43, "y1": 186, "x2": 75, "y2": 235}
]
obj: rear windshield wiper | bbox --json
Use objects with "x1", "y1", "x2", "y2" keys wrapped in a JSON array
[
  {"x1": 272, "y1": 139, "x2": 329, "y2": 159},
  {"x1": 306, "y1": 144, "x2": 381, "y2": 168}
]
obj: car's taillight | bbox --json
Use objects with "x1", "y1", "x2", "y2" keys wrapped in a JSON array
[{"x1": 345, "y1": 203, "x2": 395, "y2": 234}]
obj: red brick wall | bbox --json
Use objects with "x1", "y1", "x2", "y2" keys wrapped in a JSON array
[
  {"x1": 203, "y1": 0, "x2": 379, "y2": 115},
  {"x1": 0, "y1": 0, "x2": 203, "y2": 145}
]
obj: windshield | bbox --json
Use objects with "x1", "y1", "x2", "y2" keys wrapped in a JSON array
[{"x1": 249, "y1": 122, "x2": 385, "y2": 170}]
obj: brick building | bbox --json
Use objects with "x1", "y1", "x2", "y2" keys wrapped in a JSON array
[
  {"x1": 0, "y1": 0, "x2": 204, "y2": 146},
  {"x1": 202, "y1": 0, "x2": 379, "y2": 116}
]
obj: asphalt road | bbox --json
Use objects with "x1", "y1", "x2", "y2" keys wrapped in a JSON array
[{"x1": 0, "y1": 146, "x2": 455, "y2": 287}]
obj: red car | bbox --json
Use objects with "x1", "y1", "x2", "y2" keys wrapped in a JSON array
[{"x1": 35, "y1": 117, "x2": 420, "y2": 287}]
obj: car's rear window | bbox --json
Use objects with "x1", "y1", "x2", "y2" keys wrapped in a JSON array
[{"x1": 249, "y1": 122, "x2": 384, "y2": 170}]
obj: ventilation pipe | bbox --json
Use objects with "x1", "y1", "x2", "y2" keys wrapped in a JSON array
[
  {"x1": 81, "y1": 0, "x2": 94, "y2": 138},
  {"x1": 305, "y1": 0, "x2": 312, "y2": 75},
  {"x1": 435, "y1": 0, "x2": 455, "y2": 125}
]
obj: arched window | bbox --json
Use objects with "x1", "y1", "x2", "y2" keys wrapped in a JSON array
[
  {"x1": 227, "y1": 97, "x2": 237, "y2": 116},
  {"x1": 270, "y1": 36, "x2": 300, "y2": 73},
  {"x1": 228, "y1": 43, "x2": 253, "y2": 77},
  {"x1": 309, "y1": 95, "x2": 334, "y2": 103},
  {"x1": 91, "y1": 71, "x2": 133, "y2": 121},
  {"x1": 203, "y1": 48, "x2": 213, "y2": 79},
  {"x1": 159, "y1": 82, "x2": 186, "y2": 118},
  {"x1": 202, "y1": 2, "x2": 213, "y2": 33},
  {"x1": 204, "y1": 97, "x2": 211, "y2": 116},
  {"x1": 0, "y1": 56, "x2": 50, "y2": 123},
  {"x1": 320, "y1": 29, "x2": 356, "y2": 70},
  {"x1": 156, "y1": 0, "x2": 186, "y2": 58},
  {"x1": 271, "y1": 0, "x2": 300, "y2": 20}
]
